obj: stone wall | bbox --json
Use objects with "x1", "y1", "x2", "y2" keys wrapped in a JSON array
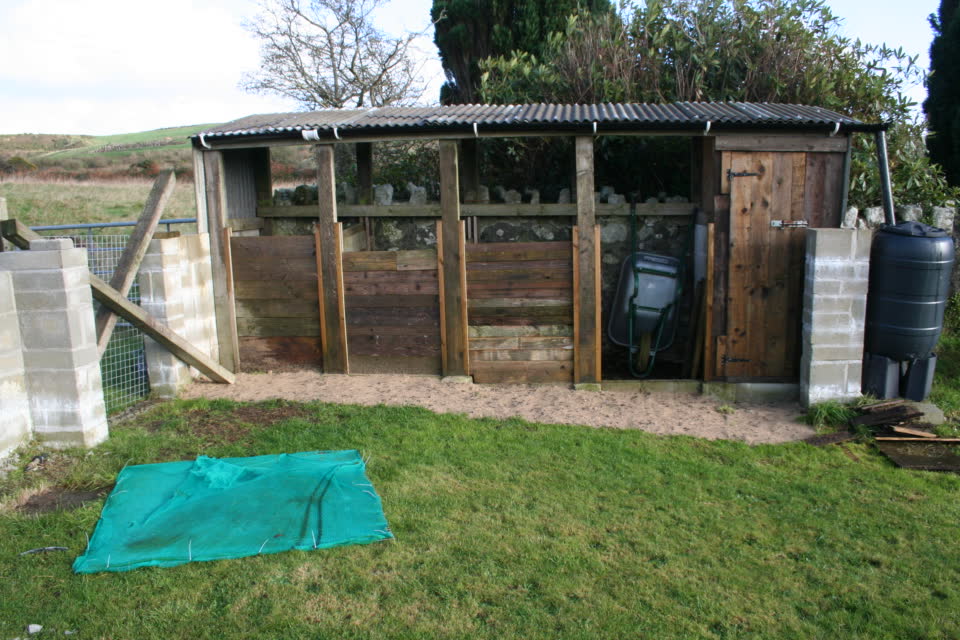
[
  {"x1": 0, "y1": 239, "x2": 108, "y2": 449},
  {"x1": 799, "y1": 228, "x2": 871, "y2": 408},
  {"x1": 138, "y1": 234, "x2": 218, "y2": 398},
  {"x1": 0, "y1": 271, "x2": 32, "y2": 459}
]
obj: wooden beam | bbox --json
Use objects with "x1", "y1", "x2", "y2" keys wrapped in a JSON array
[
  {"x1": 89, "y1": 273, "x2": 234, "y2": 384},
  {"x1": 439, "y1": 140, "x2": 467, "y2": 376},
  {"x1": 95, "y1": 169, "x2": 176, "y2": 356},
  {"x1": 203, "y1": 150, "x2": 240, "y2": 372},
  {"x1": 459, "y1": 139, "x2": 480, "y2": 201},
  {"x1": 713, "y1": 134, "x2": 849, "y2": 153},
  {"x1": 315, "y1": 144, "x2": 349, "y2": 372},
  {"x1": 258, "y1": 202, "x2": 697, "y2": 218},
  {"x1": 356, "y1": 142, "x2": 373, "y2": 205},
  {"x1": 572, "y1": 226, "x2": 580, "y2": 383},
  {"x1": 1, "y1": 218, "x2": 38, "y2": 249},
  {"x1": 191, "y1": 147, "x2": 209, "y2": 234},
  {"x1": 574, "y1": 136, "x2": 599, "y2": 384}
]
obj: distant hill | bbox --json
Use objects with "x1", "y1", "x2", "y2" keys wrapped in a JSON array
[{"x1": 0, "y1": 124, "x2": 221, "y2": 179}]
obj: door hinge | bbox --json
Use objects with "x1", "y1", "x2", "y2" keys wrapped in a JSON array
[
  {"x1": 727, "y1": 169, "x2": 762, "y2": 180},
  {"x1": 723, "y1": 355, "x2": 751, "y2": 364},
  {"x1": 769, "y1": 220, "x2": 809, "y2": 229}
]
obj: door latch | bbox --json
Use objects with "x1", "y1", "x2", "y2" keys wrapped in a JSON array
[
  {"x1": 727, "y1": 169, "x2": 762, "y2": 180},
  {"x1": 770, "y1": 220, "x2": 809, "y2": 229},
  {"x1": 723, "y1": 355, "x2": 751, "y2": 364}
]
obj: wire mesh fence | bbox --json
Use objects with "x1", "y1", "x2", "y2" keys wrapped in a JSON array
[{"x1": 42, "y1": 232, "x2": 150, "y2": 413}]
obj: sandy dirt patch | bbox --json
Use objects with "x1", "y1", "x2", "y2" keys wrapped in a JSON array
[{"x1": 182, "y1": 372, "x2": 814, "y2": 445}]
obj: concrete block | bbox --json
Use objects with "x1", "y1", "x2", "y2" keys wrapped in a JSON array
[
  {"x1": 0, "y1": 246, "x2": 87, "y2": 270},
  {"x1": 6, "y1": 267, "x2": 89, "y2": 292},
  {"x1": 29, "y1": 238, "x2": 74, "y2": 251},
  {"x1": 808, "y1": 344, "x2": 863, "y2": 361},
  {"x1": 841, "y1": 279, "x2": 869, "y2": 297},
  {"x1": 734, "y1": 383, "x2": 799, "y2": 403},
  {"x1": 809, "y1": 296, "x2": 852, "y2": 315},
  {"x1": 810, "y1": 229, "x2": 854, "y2": 259},
  {"x1": 22, "y1": 346, "x2": 99, "y2": 371},
  {"x1": 11, "y1": 287, "x2": 92, "y2": 312},
  {"x1": 853, "y1": 229, "x2": 873, "y2": 261},
  {"x1": 807, "y1": 361, "x2": 847, "y2": 388},
  {"x1": 810, "y1": 312, "x2": 856, "y2": 331},
  {"x1": 808, "y1": 329, "x2": 862, "y2": 347},
  {"x1": 804, "y1": 278, "x2": 842, "y2": 297}
]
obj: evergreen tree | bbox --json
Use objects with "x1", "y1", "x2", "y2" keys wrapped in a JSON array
[
  {"x1": 925, "y1": 0, "x2": 960, "y2": 186},
  {"x1": 430, "y1": 0, "x2": 610, "y2": 104}
]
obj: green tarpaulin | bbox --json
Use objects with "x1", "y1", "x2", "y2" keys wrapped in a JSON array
[{"x1": 73, "y1": 450, "x2": 392, "y2": 574}]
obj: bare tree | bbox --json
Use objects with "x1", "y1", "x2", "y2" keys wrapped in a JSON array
[{"x1": 242, "y1": 0, "x2": 425, "y2": 109}]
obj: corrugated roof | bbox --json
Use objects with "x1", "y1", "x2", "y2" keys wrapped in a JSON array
[{"x1": 195, "y1": 102, "x2": 880, "y2": 145}]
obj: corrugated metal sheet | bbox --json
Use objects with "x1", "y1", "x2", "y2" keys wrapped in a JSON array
[{"x1": 196, "y1": 102, "x2": 878, "y2": 144}]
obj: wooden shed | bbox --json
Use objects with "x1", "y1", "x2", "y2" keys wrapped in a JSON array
[{"x1": 190, "y1": 102, "x2": 883, "y2": 385}]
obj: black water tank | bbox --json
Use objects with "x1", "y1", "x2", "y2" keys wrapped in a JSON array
[{"x1": 865, "y1": 221, "x2": 955, "y2": 360}]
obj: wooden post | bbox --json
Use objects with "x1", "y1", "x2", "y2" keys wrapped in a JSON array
[
  {"x1": 95, "y1": 170, "x2": 176, "y2": 355},
  {"x1": 0, "y1": 196, "x2": 8, "y2": 252},
  {"x1": 704, "y1": 222, "x2": 716, "y2": 381},
  {"x1": 192, "y1": 147, "x2": 208, "y2": 234},
  {"x1": 251, "y1": 148, "x2": 272, "y2": 235},
  {"x1": 203, "y1": 150, "x2": 240, "y2": 372},
  {"x1": 439, "y1": 140, "x2": 468, "y2": 376},
  {"x1": 315, "y1": 144, "x2": 349, "y2": 373},
  {"x1": 459, "y1": 139, "x2": 480, "y2": 201},
  {"x1": 356, "y1": 142, "x2": 374, "y2": 205},
  {"x1": 574, "y1": 136, "x2": 599, "y2": 384}
]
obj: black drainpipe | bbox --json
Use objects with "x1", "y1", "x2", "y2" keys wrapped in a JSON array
[{"x1": 875, "y1": 130, "x2": 897, "y2": 226}]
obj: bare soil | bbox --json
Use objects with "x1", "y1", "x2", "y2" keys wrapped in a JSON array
[
  {"x1": 183, "y1": 373, "x2": 814, "y2": 445},
  {"x1": 16, "y1": 488, "x2": 105, "y2": 515}
]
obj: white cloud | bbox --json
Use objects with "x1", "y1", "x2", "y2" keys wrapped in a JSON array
[{"x1": 0, "y1": 0, "x2": 443, "y2": 134}]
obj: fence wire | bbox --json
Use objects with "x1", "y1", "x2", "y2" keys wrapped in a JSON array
[{"x1": 44, "y1": 232, "x2": 150, "y2": 413}]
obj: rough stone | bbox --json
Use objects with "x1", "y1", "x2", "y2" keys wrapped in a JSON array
[
  {"x1": 524, "y1": 188, "x2": 540, "y2": 205},
  {"x1": 645, "y1": 196, "x2": 659, "y2": 204},
  {"x1": 933, "y1": 206, "x2": 955, "y2": 232},
  {"x1": 492, "y1": 186, "x2": 507, "y2": 203},
  {"x1": 864, "y1": 206, "x2": 885, "y2": 228},
  {"x1": 407, "y1": 183, "x2": 427, "y2": 206},
  {"x1": 841, "y1": 206, "x2": 859, "y2": 229},
  {"x1": 607, "y1": 193, "x2": 625, "y2": 205},
  {"x1": 476, "y1": 185, "x2": 490, "y2": 204},
  {"x1": 337, "y1": 182, "x2": 356, "y2": 205},
  {"x1": 373, "y1": 184, "x2": 393, "y2": 206},
  {"x1": 665, "y1": 195, "x2": 689, "y2": 203},
  {"x1": 897, "y1": 204, "x2": 922, "y2": 222},
  {"x1": 504, "y1": 189, "x2": 522, "y2": 204},
  {"x1": 557, "y1": 188, "x2": 571, "y2": 204}
]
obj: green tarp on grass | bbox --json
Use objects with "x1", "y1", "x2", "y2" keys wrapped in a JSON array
[{"x1": 73, "y1": 450, "x2": 392, "y2": 574}]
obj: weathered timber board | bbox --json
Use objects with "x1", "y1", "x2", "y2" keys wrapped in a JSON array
[
  {"x1": 235, "y1": 299, "x2": 320, "y2": 319},
  {"x1": 344, "y1": 294, "x2": 439, "y2": 309},
  {"x1": 346, "y1": 307, "x2": 440, "y2": 327},
  {"x1": 237, "y1": 317, "x2": 321, "y2": 337},
  {"x1": 470, "y1": 348, "x2": 573, "y2": 362},
  {"x1": 232, "y1": 259, "x2": 318, "y2": 282},
  {"x1": 348, "y1": 354, "x2": 441, "y2": 375},
  {"x1": 348, "y1": 333, "x2": 441, "y2": 357},
  {"x1": 467, "y1": 259, "x2": 571, "y2": 271},
  {"x1": 469, "y1": 325, "x2": 573, "y2": 338},
  {"x1": 466, "y1": 241, "x2": 572, "y2": 262},
  {"x1": 235, "y1": 280, "x2": 319, "y2": 301},
  {"x1": 471, "y1": 361, "x2": 573, "y2": 384},
  {"x1": 239, "y1": 337, "x2": 322, "y2": 371}
]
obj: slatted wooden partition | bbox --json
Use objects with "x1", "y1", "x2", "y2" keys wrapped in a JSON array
[
  {"x1": 466, "y1": 241, "x2": 575, "y2": 383},
  {"x1": 231, "y1": 236, "x2": 322, "y2": 370},
  {"x1": 342, "y1": 248, "x2": 442, "y2": 374}
]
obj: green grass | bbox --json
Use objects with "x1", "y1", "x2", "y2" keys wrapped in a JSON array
[
  {"x1": 2, "y1": 399, "x2": 959, "y2": 639},
  {"x1": 0, "y1": 178, "x2": 197, "y2": 227},
  {"x1": 2, "y1": 125, "x2": 218, "y2": 161}
]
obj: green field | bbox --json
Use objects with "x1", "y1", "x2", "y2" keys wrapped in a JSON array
[
  {"x1": 1, "y1": 398, "x2": 959, "y2": 639},
  {"x1": 0, "y1": 179, "x2": 198, "y2": 227},
  {"x1": 1, "y1": 124, "x2": 217, "y2": 161}
]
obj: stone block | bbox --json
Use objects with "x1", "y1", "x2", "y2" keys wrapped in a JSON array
[
  {"x1": 933, "y1": 206, "x2": 955, "y2": 232},
  {"x1": 897, "y1": 204, "x2": 922, "y2": 222},
  {"x1": 841, "y1": 207, "x2": 859, "y2": 229},
  {"x1": 864, "y1": 206, "x2": 885, "y2": 228},
  {"x1": 808, "y1": 344, "x2": 863, "y2": 362}
]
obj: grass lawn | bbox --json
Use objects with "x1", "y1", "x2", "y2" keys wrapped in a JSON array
[
  {"x1": 1, "y1": 399, "x2": 958, "y2": 639},
  {"x1": 0, "y1": 178, "x2": 197, "y2": 228}
]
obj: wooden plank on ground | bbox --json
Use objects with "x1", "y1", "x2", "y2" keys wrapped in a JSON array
[
  {"x1": 850, "y1": 406, "x2": 924, "y2": 428},
  {"x1": 892, "y1": 426, "x2": 938, "y2": 439},
  {"x1": 95, "y1": 169, "x2": 176, "y2": 356},
  {"x1": 89, "y1": 273, "x2": 233, "y2": 383}
]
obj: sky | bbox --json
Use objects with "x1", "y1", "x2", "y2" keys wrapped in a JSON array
[{"x1": 0, "y1": 0, "x2": 941, "y2": 136}]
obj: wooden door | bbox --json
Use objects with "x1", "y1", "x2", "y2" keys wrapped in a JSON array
[{"x1": 720, "y1": 151, "x2": 808, "y2": 380}]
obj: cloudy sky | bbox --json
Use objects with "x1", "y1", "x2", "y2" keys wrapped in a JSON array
[{"x1": 0, "y1": 0, "x2": 940, "y2": 135}]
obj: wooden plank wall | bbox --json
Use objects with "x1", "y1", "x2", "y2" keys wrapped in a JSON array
[
  {"x1": 231, "y1": 236, "x2": 322, "y2": 370},
  {"x1": 343, "y1": 249, "x2": 442, "y2": 374},
  {"x1": 466, "y1": 241, "x2": 574, "y2": 383}
]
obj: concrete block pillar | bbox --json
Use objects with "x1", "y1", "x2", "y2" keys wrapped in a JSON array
[
  {"x1": 0, "y1": 238, "x2": 108, "y2": 448},
  {"x1": 800, "y1": 228, "x2": 872, "y2": 408},
  {"x1": 139, "y1": 236, "x2": 190, "y2": 398},
  {"x1": 0, "y1": 271, "x2": 32, "y2": 458}
]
